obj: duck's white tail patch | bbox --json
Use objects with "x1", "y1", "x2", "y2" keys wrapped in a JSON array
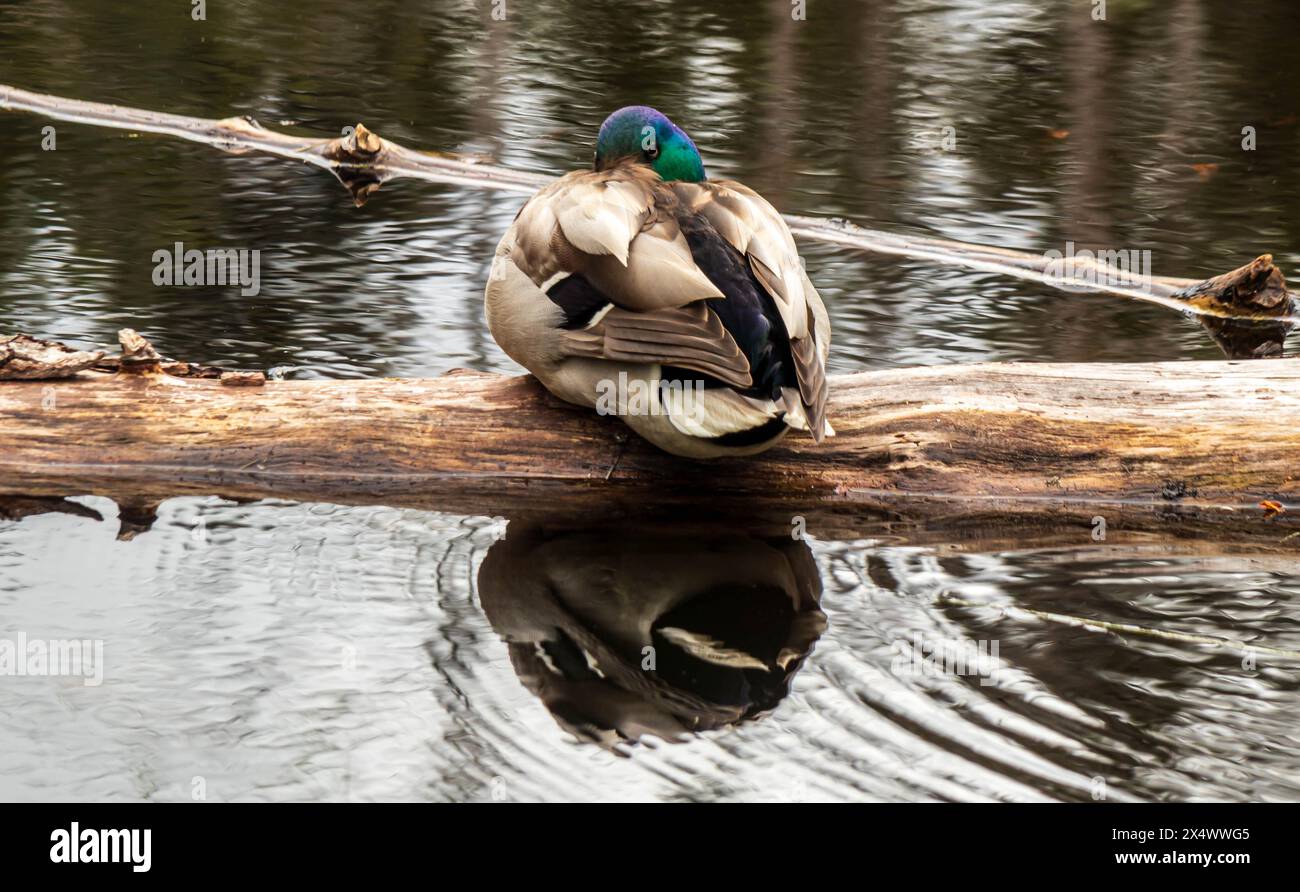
[
  {"x1": 652, "y1": 376, "x2": 831, "y2": 441},
  {"x1": 660, "y1": 384, "x2": 781, "y2": 439}
]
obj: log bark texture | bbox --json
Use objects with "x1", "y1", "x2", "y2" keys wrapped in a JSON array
[{"x1": 2, "y1": 351, "x2": 1298, "y2": 547}]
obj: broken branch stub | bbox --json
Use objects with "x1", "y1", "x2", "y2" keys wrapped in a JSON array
[
  {"x1": 1173, "y1": 254, "x2": 1290, "y2": 314},
  {"x1": 0, "y1": 335, "x2": 105, "y2": 380},
  {"x1": 1176, "y1": 255, "x2": 1296, "y2": 358},
  {"x1": 317, "y1": 122, "x2": 391, "y2": 205}
]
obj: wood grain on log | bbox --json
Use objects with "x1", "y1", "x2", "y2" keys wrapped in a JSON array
[{"x1": 1, "y1": 345, "x2": 1297, "y2": 549}]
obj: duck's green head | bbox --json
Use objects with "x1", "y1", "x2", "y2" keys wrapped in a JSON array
[{"x1": 594, "y1": 106, "x2": 707, "y2": 183}]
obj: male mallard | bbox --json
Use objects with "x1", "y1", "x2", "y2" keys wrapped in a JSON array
[{"x1": 485, "y1": 105, "x2": 831, "y2": 459}]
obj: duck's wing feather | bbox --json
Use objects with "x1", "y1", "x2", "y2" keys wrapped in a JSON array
[
  {"x1": 510, "y1": 167, "x2": 722, "y2": 311},
  {"x1": 563, "y1": 302, "x2": 751, "y2": 390},
  {"x1": 673, "y1": 180, "x2": 831, "y2": 438},
  {"x1": 672, "y1": 181, "x2": 810, "y2": 336}
]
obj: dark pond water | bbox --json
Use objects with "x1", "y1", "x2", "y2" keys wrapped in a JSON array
[{"x1": 2, "y1": 0, "x2": 1299, "y2": 801}]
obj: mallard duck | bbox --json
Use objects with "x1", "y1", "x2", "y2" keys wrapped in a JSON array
[{"x1": 485, "y1": 105, "x2": 831, "y2": 459}]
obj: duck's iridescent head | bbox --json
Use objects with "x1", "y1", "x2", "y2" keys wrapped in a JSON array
[{"x1": 594, "y1": 106, "x2": 707, "y2": 183}]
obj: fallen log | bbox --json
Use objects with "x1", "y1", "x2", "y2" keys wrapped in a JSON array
[
  {"x1": 1, "y1": 332, "x2": 1297, "y2": 551},
  {"x1": 0, "y1": 88, "x2": 1297, "y2": 546}
]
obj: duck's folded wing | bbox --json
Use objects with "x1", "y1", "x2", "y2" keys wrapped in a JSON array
[
  {"x1": 509, "y1": 167, "x2": 722, "y2": 312},
  {"x1": 673, "y1": 180, "x2": 831, "y2": 438},
  {"x1": 671, "y1": 181, "x2": 810, "y2": 334}
]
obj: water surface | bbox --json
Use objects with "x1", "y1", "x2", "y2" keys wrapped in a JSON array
[{"x1": 2, "y1": 0, "x2": 1299, "y2": 801}]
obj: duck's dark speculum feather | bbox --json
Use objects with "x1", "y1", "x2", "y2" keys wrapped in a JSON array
[
  {"x1": 547, "y1": 274, "x2": 611, "y2": 330},
  {"x1": 674, "y1": 210, "x2": 798, "y2": 404}
]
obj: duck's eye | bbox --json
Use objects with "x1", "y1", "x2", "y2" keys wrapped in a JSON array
[{"x1": 645, "y1": 146, "x2": 660, "y2": 160}]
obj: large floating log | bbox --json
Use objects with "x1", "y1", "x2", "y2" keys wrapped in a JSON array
[{"x1": 1, "y1": 333, "x2": 1297, "y2": 550}]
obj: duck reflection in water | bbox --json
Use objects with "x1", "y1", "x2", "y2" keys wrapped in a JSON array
[{"x1": 477, "y1": 521, "x2": 827, "y2": 750}]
